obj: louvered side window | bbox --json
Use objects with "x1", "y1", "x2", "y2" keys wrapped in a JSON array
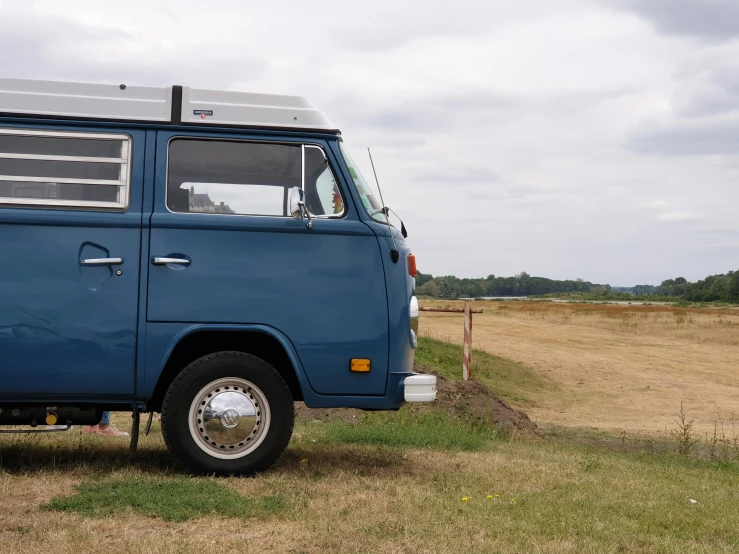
[{"x1": 0, "y1": 129, "x2": 131, "y2": 210}]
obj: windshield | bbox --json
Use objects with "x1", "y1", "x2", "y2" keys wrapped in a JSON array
[{"x1": 339, "y1": 142, "x2": 387, "y2": 223}]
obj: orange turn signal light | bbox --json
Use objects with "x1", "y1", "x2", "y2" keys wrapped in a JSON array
[
  {"x1": 350, "y1": 359, "x2": 371, "y2": 372},
  {"x1": 408, "y1": 254, "x2": 417, "y2": 277}
]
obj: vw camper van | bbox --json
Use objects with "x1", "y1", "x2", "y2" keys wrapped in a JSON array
[{"x1": 0, "y1": 78, "x2": 435, "y2": 474}]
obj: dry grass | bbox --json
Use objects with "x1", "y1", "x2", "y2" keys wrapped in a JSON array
[
  {"x1": 2, "y1": 415, "x2": 739, "y2": 553},
  {"x1": 420, "y1": 300, "x2": 739, "y2": 436},
  {"x1": 3, "y1": 300, "x2": 739, "y2": 552},
  {"x1": 493, "y1": 301, "x2": 739, "y2": 346}
]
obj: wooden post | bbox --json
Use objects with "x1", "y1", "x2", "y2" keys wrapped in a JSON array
[
  {"x1": 463, "y1": 301, "x2": 472, "y2": 380},
  {"x1": 419, "y1": 304, "x2": 482, "y2": 381}
]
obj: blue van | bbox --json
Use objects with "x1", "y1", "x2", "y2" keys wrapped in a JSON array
[{"x1": 0, "y1": 78, "x2": 435, "y2": 474}]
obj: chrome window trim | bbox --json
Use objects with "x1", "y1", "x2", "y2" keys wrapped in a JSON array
[
  {"x1": 0, "y1": 128, "x2": 130, "y2": 141},
  {"x1": 0, "y1": 175, "x2": 124, "y2": 186},
  {"x1": 0, "y1": 197, "x2": 127, "y2": 209},
  {"x1": 0, "y1": 153, "x2": 125, "y2": 164},
  {"x1": 301, "y1": 142, "x2": 306, "y2": 192},
  {"x1": 164, "y1": 136, "x2": 348, "y2": 220},
  {"x1": 0, "y1": 128, "x2": 132, "y2": 211}
]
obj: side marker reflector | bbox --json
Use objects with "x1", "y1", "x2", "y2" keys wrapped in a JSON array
[
  {"x1": 408, "y1": 254, "x2": 417, "y2": 277},
  {"x1": 350, "y1": 359, "x2": 371, "y2": 372}
]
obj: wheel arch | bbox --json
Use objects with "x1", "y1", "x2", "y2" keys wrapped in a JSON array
[{"x1": 148, "y1": 326, "x2": 307, "y2": 412}]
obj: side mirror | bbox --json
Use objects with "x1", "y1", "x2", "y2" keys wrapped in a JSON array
[
  {"x1": 288, "y1": 186, "x2": 304, "y2": 220},
  {"x1": 288, "y1": 186, "x2": 313, "y2": 229}
]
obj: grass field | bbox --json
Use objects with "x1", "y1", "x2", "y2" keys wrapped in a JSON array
[
  {"x1": 2, "y1": 408, "x2": 739, "y2": 553},
  {"x1": 2, "y1": 301, "x2": 739, "y2": 553}
]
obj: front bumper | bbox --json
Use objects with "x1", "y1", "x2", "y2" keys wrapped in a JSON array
[
  {"x1": 301, "y1": 373, "x2": 437, "y2": 410},
  {"x1": 403, "y1": 374, "x2": 437, "y2": 402}
]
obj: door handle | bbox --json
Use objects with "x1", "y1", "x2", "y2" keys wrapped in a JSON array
[
  {"x1": 80, "y1": 258, "x2": 123, "y2": 266},
  {"x1": 153, "y1": 257, "x2": 191, "y2": 266}
]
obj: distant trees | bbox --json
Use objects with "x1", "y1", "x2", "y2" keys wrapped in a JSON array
[
  {"x1": 681, "y1": 270, "x2": 739, "y2": 303},
  {"x1": 659, "y1": 277, "x2": 689, "y2": 297},
  {"x1": 731, "y1": 271, "x2": 739, "y2": 299},
  {"x1": 414, "y1": 269, "x2": 739, "y2": 303},
  {"x1": 415, "y1": 272, "x2": 434, "y2": 288},
  {"x1": 414, "y1": 272, "x2": 611, "y2": 298},
  {"x1": 417, "y1": 280, "x2": 440, "y2": 297},
  {"x1": 633, "y1": 284, "x2": 660, "y2": 295}
]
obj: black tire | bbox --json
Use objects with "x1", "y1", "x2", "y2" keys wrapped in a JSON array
[{"x1": 161, "y1": 351, "x2": 294, "y2": 476}]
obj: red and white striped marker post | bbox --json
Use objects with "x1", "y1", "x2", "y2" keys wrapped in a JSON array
[
  {"x1": 463, "y1": 301, "x2": 472, "y2": 380},
  {"x1": 419, "y1": 304, "x2": 482, "y2": 381}
]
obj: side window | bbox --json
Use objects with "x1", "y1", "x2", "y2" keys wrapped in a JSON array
[
  {"x1": 166, "y1": 139, "x2": 345, "y2": 217},
  {"x1": 0, "y1": 129, "x2": 131, "y2": 209}
]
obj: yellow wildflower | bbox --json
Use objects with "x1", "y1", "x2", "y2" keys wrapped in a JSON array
[
  {"x1": 487, "y1": 495, "x2": 493, "y2": 499},
  {"x1": 461, "y1": 497, "x2": 470, "y2": 502}
]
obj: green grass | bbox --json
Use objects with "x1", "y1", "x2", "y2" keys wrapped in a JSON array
[
  {"x1": 415, "y1": 336, "x2": 557, "y2": 406},
  {"x1": 43, "y1": 477, "x2": 286, "y2": 522},
  {"x1": 316, "y1": 408, "x2": 499, "y2": 451}
]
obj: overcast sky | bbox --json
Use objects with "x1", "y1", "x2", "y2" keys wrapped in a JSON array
[{"x1": 2, "y1": 0, "x2": 738, "y2": 285}]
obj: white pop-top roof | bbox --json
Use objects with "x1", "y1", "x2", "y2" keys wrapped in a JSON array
[{"x1": 0, "y1": 78, "x2": 337, "y2": 132}]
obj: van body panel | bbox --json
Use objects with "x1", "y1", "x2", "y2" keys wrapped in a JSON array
[
  {"x1": 134, "y1": 129, "x2": 158, "y2": 399},
  {"x1": 0, "y1": 125, "x2": 147, "y2": 396},
  {"x1": 366, "y1": 221, "x2": 418, "y2": 378},
  {"x1": 142, "y1": 322, "x2": 409, "y2": 410},
  {"x1": 326, "y1": 140, "x2": 418, "y2": 383},
  {"x1": 142, "y1": 323, "x2": 313, "y2": 399},
  {"x1": 0, "y1": 116, "x2": 417, "y2": 410},
  {"x1": 145, "y1": 131, "x2": 390, "y2": 396}
]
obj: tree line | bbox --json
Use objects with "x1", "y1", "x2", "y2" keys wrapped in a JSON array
[
  {"x1": 415, "y1": 272, "x2": 611, "y2": 298},
  {"x1": 416, "y1": 270, "x2": 739, "y2": 303},
  {"x1": 657, "y1": 272, "x2": 739, "y2": 302},
  {"x1": 619, "y1": 272, "x2": 739, "y2": 302}
]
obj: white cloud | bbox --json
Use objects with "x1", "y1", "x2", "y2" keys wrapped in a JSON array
[{"x1": 659, "y1": 212, "x2": 703, "y2": 222}]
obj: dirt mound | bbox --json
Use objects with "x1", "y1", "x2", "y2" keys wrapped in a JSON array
[
  {"x1": 296, "y1": 364, "x2": 540, "y2": 436},
  {"x1": 415, "y1": 364, "x2": 540, "y2": 436}
]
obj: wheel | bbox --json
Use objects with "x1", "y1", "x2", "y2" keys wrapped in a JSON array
[{"x1": 161, "y1": 351, "x2": 294, "y2": 475}]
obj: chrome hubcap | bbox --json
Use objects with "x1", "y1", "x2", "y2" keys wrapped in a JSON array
[{"x1": 188, "y1": 378, "x2": 271, "y2": 459}]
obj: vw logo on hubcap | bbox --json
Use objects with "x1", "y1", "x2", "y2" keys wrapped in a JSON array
[{"x1": 220, "y1": 408, "x2": 240, "y2": 429}]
